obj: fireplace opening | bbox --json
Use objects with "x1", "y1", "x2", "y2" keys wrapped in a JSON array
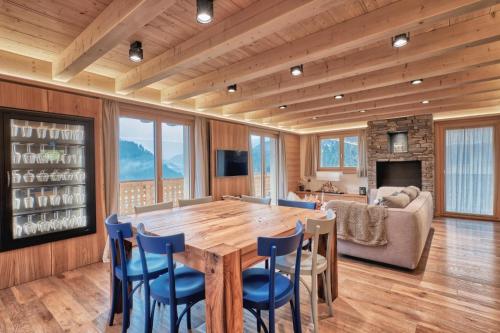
[{"x1": 376, "y1": 160, "x2": 422, "y2": 189}]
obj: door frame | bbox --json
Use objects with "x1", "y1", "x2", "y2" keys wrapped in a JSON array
[{"x1": 435, "y1": 116, "x2": 500, "y2": 221}]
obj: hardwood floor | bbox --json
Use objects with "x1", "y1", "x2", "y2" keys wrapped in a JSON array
[{"x1": 0, "y1": 218, "x2": 498, "y2": 332}]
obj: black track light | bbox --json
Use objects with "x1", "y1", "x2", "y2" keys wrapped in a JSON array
[
  {"x1": 197, "y1": 0, "x2": 214, "y2": 24},
  {"x1": 227, "y1": 84, "x2": 237, "y2": 93},
  {"x1": 290, "y1": 65, "x2": 304, "y2": 77},
  {"x1": 392, "y1": 33, "x2": 409, "y2": 48},
  {"x1": 129, "y1": 41, "x2": 143, "y2": 63}
]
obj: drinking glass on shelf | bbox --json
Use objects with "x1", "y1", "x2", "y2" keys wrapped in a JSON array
[
  {"x1": 61, "y1": 124, "x2": 73, "y2": 141},
  {"x1": 49, "y1": 187, "x2": 61, "y2": 206},
  {"x1": 38, "y1": 188, "x2": 48, "y2": 208},
  {"x1": 11, "y1": 121, "x2": 20, "y2": 138},
  {"x1": 61, "y1": 211, "x2": 71, "y2": 229},
  {"x1": 38, "y1": 213, "x2": 51, "y2": 233},
  {"x1": 36, "y1": 170, "x2": 49, "y2": 182},
  {"x1": 49, "y1": 145, "x2": 59, "y2": 164},
  {"x1": 62, "y1": 169, "x2": 73, "y2": 181},
  {"x1": 13, "y1": 217, "x2": 23, "y2": 238},
  {"x1": 12, "y1": 143, "x2": 21, "y2": 165},
  {"x1": 21, "y1": 121, "x2": 32, "y2": 138},
  {"x1": 22, "y1": 215, "x2": 37, "y2": 236},
  {"x1": 52, "y1": 211, "x2": 63, "y2": 231},
  {"x1": 12, "y1": 170, "x2": 22, "y2": 184},
  {"x1": 62, "y1": 187, "x2": 74, "y2": 205},
  {"x1": 24, "y1": 189, "x2": 34, "y2": 209},
  {"x1": 23, "y1": 170, "x2": 35, "y2": 183},
  {"x1": 75, "y1": 146, "x2": 84, "y2": 165},
  {"x1": 22, "y1": 143, "x2": 36, "y2": 164},
  {"x1": 12, "y1": 189, "x2": 21, "y2": 211},
  {"x1": 73, "y1": 169, "x2": 86, "y2": 183},
  {"x1": 73, "y1": 126, "x2": 84, "y2": 141},
  {"x1": 60, "y1": 146, "x2": 73, "y2": 165},
  {"x1": 36, "y1": 144, "x2": 50, "y2": 164},
  {"x1": 50, "y1": 170, "x2": 62, "y2": 182},
  {"x1": 49, "y1": 124, "x2": 60, "y2": 140},
  {"x1": 37, "y1": 122, "x2": 48, "y2": 139},
  {"x1": 73, "y1": 187, "x2": 86, "y2": 205}
]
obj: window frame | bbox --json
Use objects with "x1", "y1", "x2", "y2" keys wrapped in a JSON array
[
  {"x1": 317, "y1": 130, "x2": 360, "y2": 173},
  {"x1": 119, "y1": 107, "x2": 195, "y2": 211},
  {"x1": 250, "y1": 130, "x2": 279, "y2": 202}
]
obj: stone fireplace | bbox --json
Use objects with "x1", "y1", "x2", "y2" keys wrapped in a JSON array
[{"x1": 367, "y1": 114, "x2": 434, "y2": 196}]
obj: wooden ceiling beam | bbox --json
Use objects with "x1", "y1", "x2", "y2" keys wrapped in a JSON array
[
  {"x1": 222, "y1": 39, "x2": 500, "y2": 115},
  {"x1": 278, "y1": 79, "x2": 500, "y2": 126},
  {"x1": 246, "y1": 63, "x2": 500, "y2": 121},
  {"x1": 162, "y1": 0, "x2": 498, "y2": 102},
  {"x1": 52, "y1": 0, "x2": 177, "y2": 82},
  {"x1": 292, "y1": 91, "x2": 500, "y2": 129},
  {"x1": 114, "y1": 0, "x2": 344, "y2": 94},
  {"x1": 197, "y1": 9, "x2": 500, "y2": 109}
]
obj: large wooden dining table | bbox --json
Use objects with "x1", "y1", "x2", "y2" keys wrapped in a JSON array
[{"x1": 119, "y1": 200, "x2": 337, "y2": 333}]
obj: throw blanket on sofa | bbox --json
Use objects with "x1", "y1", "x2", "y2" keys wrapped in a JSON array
[{"x1": 329, "y1": 201, "x2": 388, "y2": 246}]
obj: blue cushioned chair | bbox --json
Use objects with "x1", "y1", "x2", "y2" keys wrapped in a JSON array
[
  {"x1": 278, "y1": 199, "x2": 316, "y2": 210},
  {"x1": 136, "y1": 223, "x2": 205, "y2": 333},
  {"x1": 242, "y1": 222, "x2": 304, "y2": 333},
  {"x1": 105, "y1": 214, "x2": 169, "y2": 333}
]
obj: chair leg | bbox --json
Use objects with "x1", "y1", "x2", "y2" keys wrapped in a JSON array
[
  {"x1": 289, "y1": 300, "x2": 297, "y2": 332},
  {"x1": 169, "y1": 303, "x2": 177, "y2": 333},
  {"x1": 257, "y1": 309, "x2": 261, "y2": 333},
  {"x1": 108, "y1": 277, "x2": 119, "y2": 326},
  {"x1": 186, "y1": 304, "x2": 192, "y2": 330},
  {"x1": 325, "y1": 271, "x2": 334, "y2": 317},
  {"x1": 143, "y1": 287, "x2": 151, "y2": 333},
  {"x1": 264, "y1": 259, "x2": 269, "y2": 269},
  {"x1": 311, "y1": 274, "x2": 318, "y2": 333},
  {"x1": 150, "y1": 300, "x2": 157, "y2": 333},
  {"x1": 269, "y1": 308, "x2": 275, "y2": 333},
  {"x1": 121, "y1": 280, "x2": 130, "y2": 333}
]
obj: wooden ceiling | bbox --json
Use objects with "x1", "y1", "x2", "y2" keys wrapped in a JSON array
[{"x1": 1, "y1": 0, "x2": 500, "y2": 133}]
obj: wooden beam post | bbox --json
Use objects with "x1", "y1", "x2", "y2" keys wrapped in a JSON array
[{"x1": 53, "y1": 0, "x2": 177, "y2": 82}]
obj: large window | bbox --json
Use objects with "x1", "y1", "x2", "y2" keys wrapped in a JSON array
[
  {"x1": 119, "y1": 117, "x2": 156, "y2": 215},
  {"x1": 445, "y1": 126, "x2": 494, "y2": 216},
  {"x1": 319, "y1": 133, "x2": 359, "y2": 171},
  {"x1": 119, "y1": 115, "x2": 192, "y2": 216},
  {"x1": 251, "y1": 134, "x2": 278, "y2": 202}
]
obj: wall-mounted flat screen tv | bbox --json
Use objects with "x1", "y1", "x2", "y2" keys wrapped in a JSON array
[{"x1": 216, "y1": 150, "x2": 248, "y2": 177}]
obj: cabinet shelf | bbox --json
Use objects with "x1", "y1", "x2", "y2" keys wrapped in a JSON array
[
  {"x1": 13, "y1": 204, "x2": 87, "y2": 216},
  {"x1": 11, "y1": 182, "x2": 86, "y2": 189},
  {"x1": 11, "y1": 137, "x2": 85, "y2": 146}
]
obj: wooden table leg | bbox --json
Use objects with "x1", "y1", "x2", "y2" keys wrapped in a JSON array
[
  {"x1": 317, "y1": 225, "x2": 338, "y2": 301},
  {"x1": 204, "y1": 244, "x2": 243, "y2": 333}
]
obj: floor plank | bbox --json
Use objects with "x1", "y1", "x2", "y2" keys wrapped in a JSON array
[{"x1": 0, "y1": 218, "x2": 498, "y2": 332}]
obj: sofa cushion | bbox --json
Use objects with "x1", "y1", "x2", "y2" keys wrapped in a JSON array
[
  {"x1": 382, "y1": 192, "x2": 411, "y2": 208},
  {"x1": 401, "y1": 187, "x2": 419, "y2": 201},
  {"x1": 408, "y1": 185, "x2": 421, "y2": 194},
  {"x1": 375, "y1": 187, "x2": 405, "y2": 201}
]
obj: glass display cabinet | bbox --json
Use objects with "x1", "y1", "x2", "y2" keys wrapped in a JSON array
[{"x1": 0, "y1": 108, "x2": 95, "y2": 251}]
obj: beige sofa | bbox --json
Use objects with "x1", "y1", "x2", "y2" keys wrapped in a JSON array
[{"x1": 329, "y1": 186, "x2": 433, "y2": 269}]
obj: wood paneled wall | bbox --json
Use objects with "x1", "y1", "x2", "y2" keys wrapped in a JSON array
[
  {"x1": 0, "y1": 81, "x2": 105, "y2": 288},
  {"x1": 284, "y1": 134, "x2": 300, "y2": 193},
  {"x1": 210, "y1": 120, "x2": 250, "y2": 199}
]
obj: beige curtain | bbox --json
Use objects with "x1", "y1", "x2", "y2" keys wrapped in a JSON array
[
  {"x1": 194, "y1": 117, "x2": 210, "y2": 198},
  {"x1": 357, "y1": 129, "x2": 368, "y2": 177},
  {"x1": 278, "y1": 132, "x2": 288, "y2": 199},
  {"x1": 101, "y1": 99, "x2": 120, "y2": 262},
  {"x1": 248, "y1": 135, "x2": 255, "y2": 196},
  {"x1": 304, "y1": 134, "x2": 318, "y2": 177}
]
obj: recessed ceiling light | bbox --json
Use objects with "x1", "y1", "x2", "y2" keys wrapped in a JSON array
[
  {"x1": 392, "y1": 33, "x2": 409, "y2": 48},
  {"x1": 334, "y1": 94, "x2": 344, "y2": 100},
  {"x1": 312, "y1": 116, "x2": 318, "y2": 120},
  {"x1": 359, "y1": 110, "x2": 366, "y2": 113},
  {"x1": 227, "y1": 84, "x2": 237, "y2": 93},
  {"x1": 422, "y1": 100, "x2": 430, "y2": 104},
  {"x1": 197, "y1": 0, "x2": 213, "y2": 24},
  {"x1": 411, "y1": 79, "x2": 423, "y2": 85},
  {"x1": 290, "y1": 65, "x2": 304, "y2": 77},
  {"x1": 129, "y1": 41, "x2": 143, "y2": 63},
  {"x1": 279, "y1": 105, "x2": 287, "y2": 109}
]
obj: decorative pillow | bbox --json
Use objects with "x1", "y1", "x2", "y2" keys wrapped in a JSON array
[
  {"x1": 382, "y1": 192, "x2": 411, "y2": 208},
  {"x1": 401, "y1": 187, "x2": 418, "y2": 201},
  {"x1": 408, "y1": 185, "x2": 421, "y2": 194}
]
